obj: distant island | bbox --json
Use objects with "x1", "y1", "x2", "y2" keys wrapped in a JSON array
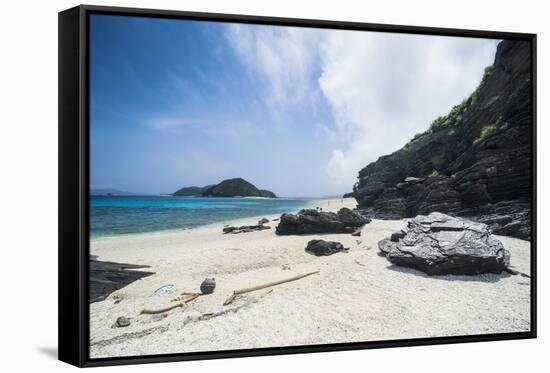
[
  {"x1": 174, "y1": 178, "x2": 277, "y2": 198},
  {"x1": 90, "y1": 188, "x2": 137, "y2": 196},
  {"x1": 172, "y1": 185, "x2": 214, "y2": 197}
]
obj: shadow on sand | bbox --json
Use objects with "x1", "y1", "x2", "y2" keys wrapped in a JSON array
[{"x1": 385, "y1": 263, "x2": 512, "y2": 283}]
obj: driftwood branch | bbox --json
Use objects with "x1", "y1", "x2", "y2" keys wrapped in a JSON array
[
  {"x1": 141, "y1": 293, "x2": 202, "y2": 315},
  {"x1": 141, "y1": 302, "x2": 187, "y2": 315},
  {"x1": 223, "y1": 270, "x2": 319, "y2": 305},
  {"x1": 172, "y1": 293, "x2": 202, "y2": 303}
]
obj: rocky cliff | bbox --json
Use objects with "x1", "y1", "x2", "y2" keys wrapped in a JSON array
[{"x1": 352, "y1": 40, "x2": 532, "y2": 240}]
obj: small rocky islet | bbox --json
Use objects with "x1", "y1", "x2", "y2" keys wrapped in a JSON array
[{"x1": 174, "y1": 178, "x2": 277, "y2": 198}]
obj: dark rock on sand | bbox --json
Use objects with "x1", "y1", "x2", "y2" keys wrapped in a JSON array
[
  {"x1": 200, "y1": 278, "x2": 216, "y2": 294},
  {"x1": 276, "y1": 209, "x2": 342, "y2": 235},
  {"x1": 378, "y1": 212, "x2": 510, "y2": 275},
  {"x1": 352, "y1": 40, "x2": 532, "y2": 240},
  {"x1": 222, "y1": 224, "x2": 271, "y2": 234},
  {"x1": 305, "y1": 239, "x2": 349, "y2": 256},
  {"x1": 115, "y1": 316, "x2": 131, "y2": 328},
  {"x1": 276, "y1": 208, "x2": 370, "y2": 235},
  {"x1": 90, "y1": 256, "x2": 154, "y2": 303},
  {"x1": 258, "y1": 217, "x2": 270, "y2": 225}
]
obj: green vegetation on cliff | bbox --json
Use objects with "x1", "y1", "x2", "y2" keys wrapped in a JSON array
[{"x1": 403, "y1": 62, "x2": 498, "y2": 150}]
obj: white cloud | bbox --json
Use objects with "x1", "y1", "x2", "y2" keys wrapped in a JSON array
[
  {"x1": 225, "y1": 25, "x2": 498, "y2": 192},
  {"x1": 225, "y1": 24, "x2": 320, "y2": 106},
  {"x1": 318, "y1": 32, "x2": 497, "y2": 189}
]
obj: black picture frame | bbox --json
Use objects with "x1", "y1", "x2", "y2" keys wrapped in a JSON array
[{"x1": 58, "y1": 4, "x2": 537, "y2": 368}]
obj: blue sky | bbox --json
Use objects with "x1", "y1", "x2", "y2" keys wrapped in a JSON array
[{"x1": 90, "y1": 14, "x2": 498, "y2": 197}]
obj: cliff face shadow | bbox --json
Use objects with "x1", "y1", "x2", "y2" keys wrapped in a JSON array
[{"x1": 385, "y1": 264, "x2": 512, "y2": 283}]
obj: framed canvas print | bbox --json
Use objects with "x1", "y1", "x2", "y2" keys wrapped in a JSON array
[{"x1": 58, "y1": 4, "x2": 537, "y2": 367}]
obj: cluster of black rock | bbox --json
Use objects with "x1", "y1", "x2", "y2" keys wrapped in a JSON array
[
  {"x1": 378, "y1": 212, "x2": 511, "y2": 275},
  {"x1": 222, "y1": 224, "x2": 271, "y2": 234},
  {"x1": 275, "y1": 208, "x2": 370, "y2": 235},
  {"x1": 351, "y1": 40, "x2": 532, "y2": 240}
]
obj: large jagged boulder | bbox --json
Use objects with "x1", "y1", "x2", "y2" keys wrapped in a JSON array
[
  {"x1": 378, "y1": 212, "x2": 510, "y2": 275},
  {"x1": 353, "y1": 40, "x2": 532, "y2": 240},
  {"x1": 275, "y1": 208, "x2": 370, "y2": 235}
]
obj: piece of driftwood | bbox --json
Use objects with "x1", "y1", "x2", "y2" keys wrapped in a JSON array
[
  {"x1": 141, "y1": 302, "x2": 188, "y2": 315},
  {"x1": 223, "y1": 270, "x2": 319, "y2": 305},
  {"x1": 171, "y1": 293, "x2": 202, "y2": 303},
  {"x1": 141, "y1": 293, "x2": 202, "y2": 315},
  {"x1": 89, "y1": 255, "x2": 154, "y2": 303}
]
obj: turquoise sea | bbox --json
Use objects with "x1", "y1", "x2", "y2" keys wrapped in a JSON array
[{"x1": 90, "y1": 196, "x2": 315, "y2": 238}]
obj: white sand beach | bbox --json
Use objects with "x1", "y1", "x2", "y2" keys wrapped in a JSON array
[{"x1": 89, "y1": 198, "x2": 531, "y2": 358}]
